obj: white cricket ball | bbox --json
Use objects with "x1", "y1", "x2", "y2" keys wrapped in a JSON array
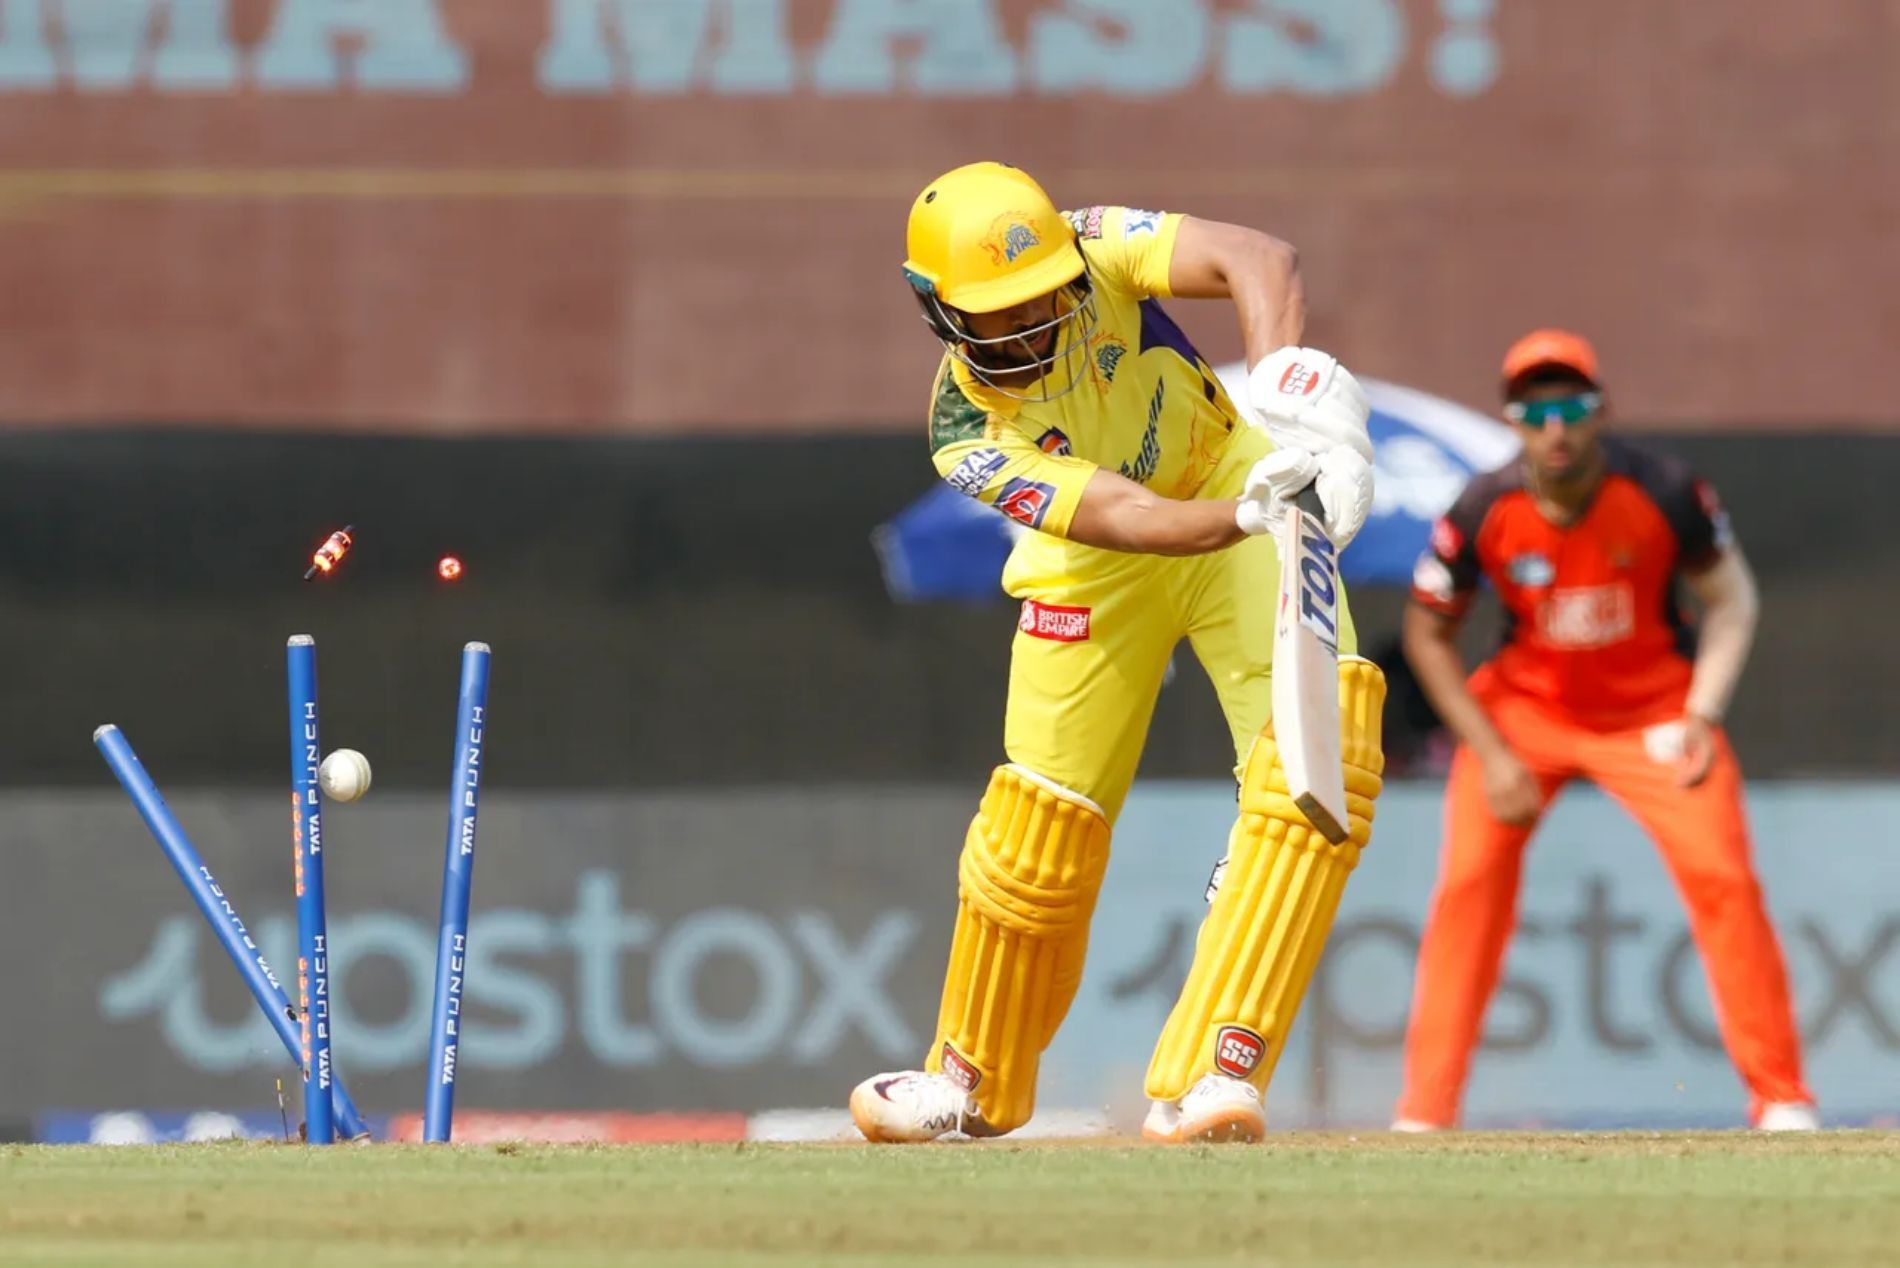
[{"x1": 318, "y1": 748, "x2": 373, "y2": 803}]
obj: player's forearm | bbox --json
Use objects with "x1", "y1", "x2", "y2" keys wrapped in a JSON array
[
  {"x1": 1166, "y1": 219, "x2": 1304, "y2": 359},
  {"x1": 1066, "y1": 470, "x2": 1246, "y2": 556},
  {"x1": 1685, "y1": 558, "x2": 1759, "y2": 723},
  {"x1": 1083, "y1": 495, "x2": 1247, "y2": 557},
  {"x1": 1230, "y1": 237, "x2": 1305, "y2": 364},
  {"x1": 1403, "y1": 605, "x2": 1513, "y2": 761}
]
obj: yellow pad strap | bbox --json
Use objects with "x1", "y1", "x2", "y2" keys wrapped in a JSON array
[
  {"x1": 928, "y1": 765, "x2": 1110, "y2": 1133},
  {"x1": 1144, "y1": 658, "x2": 1386, "y2": 1101}
]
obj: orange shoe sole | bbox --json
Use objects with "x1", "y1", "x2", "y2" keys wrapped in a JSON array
[
  {"x1": 1183, "y1": 1104, "x2": 1265, "y2": 1144},
  {"x1": 848, "y1": 1083, "x2": 908, "y2": 1144},
  {"x1": 1147, "y1": 1106, "x2": 1265, "y2": 1145}
]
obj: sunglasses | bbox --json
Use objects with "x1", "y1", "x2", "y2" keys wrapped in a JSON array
[{"x1": 1504, "y1": 391, "x2": 1603, "y2": 428}]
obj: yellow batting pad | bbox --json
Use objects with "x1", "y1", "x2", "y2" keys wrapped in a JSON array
[
  {"x1": 927, "y1": 765, "x2": 1111, "y2": 1133},
  {"x1": 1145, "y1": 658, "x2": 1386, "y2": 1102}
]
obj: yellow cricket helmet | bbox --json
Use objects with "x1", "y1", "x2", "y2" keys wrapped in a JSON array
[
  {"x1": 902, "y1": 162, "x2": 1097, "y2": 400},
  {"x1": 904, "y1": 162, "x2": 1083, "y2": 313}
]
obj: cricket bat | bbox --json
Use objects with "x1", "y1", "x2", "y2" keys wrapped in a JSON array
[{"x1": 1272, "y1": 486, "x2": 1349, "y2": 844}]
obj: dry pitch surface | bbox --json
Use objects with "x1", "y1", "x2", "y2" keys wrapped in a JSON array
[{"x1": 3, "y1": 1133, "x2": 1898, "y2": 1267}]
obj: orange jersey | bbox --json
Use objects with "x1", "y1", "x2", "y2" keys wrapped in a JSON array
[{"x1": 1412, "y1": 437, "x2": 1733, "y2": 729}]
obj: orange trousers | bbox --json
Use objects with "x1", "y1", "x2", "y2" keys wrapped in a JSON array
[{"x1": 1396, "y1": 685, "x2": 1812, "y2": 1126}]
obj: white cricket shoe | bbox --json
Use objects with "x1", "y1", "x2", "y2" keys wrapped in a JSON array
[
  {"x1": 1757, "y1": 1102, "x2": 1820, "y2": 1132},
  {"x1": 1390, "y1": 1118, "x2": 1447, "y2": 1133},
  {"x1": 849, "y1": 1071, "x2": 981, "y2": 1143},
  {"x1": 1143, "y1": 1074, "x2": 1265, "y2": 1144}
]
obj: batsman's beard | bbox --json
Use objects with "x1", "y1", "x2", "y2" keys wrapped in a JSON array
[{"x1": 945, "y1": 278, "x2": 1099, "y2": 403}]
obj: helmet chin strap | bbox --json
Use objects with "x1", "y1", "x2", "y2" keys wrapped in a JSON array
[{"x1": 914, "y1": 271, "x2": 1100, "y2": 403}]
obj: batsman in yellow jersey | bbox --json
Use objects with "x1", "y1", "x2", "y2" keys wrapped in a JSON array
[{"x1": 849, "y1": 162, "x2": 1387, "y2": 1145}]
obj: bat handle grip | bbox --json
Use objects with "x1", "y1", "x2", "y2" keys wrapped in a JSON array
[{"x1": 1294, "y1": 484, "x2": 1325, "y2": 520}]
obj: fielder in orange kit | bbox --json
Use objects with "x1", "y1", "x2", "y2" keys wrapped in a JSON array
[{"x1": 1394, "y1": 329, "x2": 1816, "y2": 1131}]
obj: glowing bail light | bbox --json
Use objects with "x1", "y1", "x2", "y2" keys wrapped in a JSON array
[
  {"x1": 303, "y1": 525, "x2": 355, "y2": 581},
  {"x1": 437, "y1": 555, "x2": 464, "y2": 582}
]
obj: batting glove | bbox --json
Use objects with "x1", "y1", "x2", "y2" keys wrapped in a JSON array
[
  {"x1": 1312, "y1": 445, "x2": 1374, "y2": 550},
  {"x1": 1234, "y1": 447, "x2": 1319, "y2": 538},
  {"x1": 1246, "y1": 347, "x2": 1374, "y2": 463}
]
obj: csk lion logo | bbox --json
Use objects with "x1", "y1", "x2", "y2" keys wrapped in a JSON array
[
  {"x1": 1089, "y1": 333, "x2": 1128, "y2": 389},
  {"x1": 982, "y1": 215, "x2": 1042, "y2": 266}
]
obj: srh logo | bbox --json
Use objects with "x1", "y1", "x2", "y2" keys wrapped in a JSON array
[
  {"x1": 1507, "y1": 552, "x2": 1556, "y2": 588},
  {"x1": 1277, "y1": 363, "x2": 1322, "y2": 397},
  {"x1": 1213, "y1": 1025, "x2": 1266, "y2": 1079},
  {"x1": 939, "y1": 1042, "x2": 982, "y2": 1091}
]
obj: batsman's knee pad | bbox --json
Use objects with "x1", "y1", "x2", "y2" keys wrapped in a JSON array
[
  {"x1": 928, "y1": 764, "x2": 1111, "y2": 1134},
  {"x1": 1145, "y1": 657, "x2": 1386, "y2": 1101}
]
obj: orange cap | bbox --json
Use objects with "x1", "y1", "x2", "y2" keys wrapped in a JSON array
[{"x1": 1502, "y1": 328, "x2": 1599, "y2": 393}]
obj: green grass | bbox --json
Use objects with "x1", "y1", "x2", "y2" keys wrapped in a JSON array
[{"x1": 3, "y1": 1134, "x2": 1898, "y2": 1266}]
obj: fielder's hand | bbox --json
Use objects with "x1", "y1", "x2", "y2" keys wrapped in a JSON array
[
  {"x1": 1244, "y1": 347, "x2": 1376, "y2": 548},
  {"x1": 1481, "y1": 749, "x2": 1543, "y2": 826},
  {"x1": 1677, "y1": 713, "x2": 1719, "y2": 788}
]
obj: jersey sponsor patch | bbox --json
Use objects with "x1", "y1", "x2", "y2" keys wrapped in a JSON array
[
  {"x1": 1018, "y1": 599, "x2": 1091, "y2": 643},
  {"x1": 995, "y1": 477, "x2": 1057, "y2": 529},
  {"x1": 944, "y1": 447, "x2": 1007, "y2": 497},
  {"x1": 1118, "y1": 379, "x2": 1164, "y2": 484},
  {"x1": 1430, "y1": 516, "x2": 1464, "y2": 562},
  {"x1": 1412, "y1": 554, "x2": 1457, "y2": 606},
  {"x1": 1538, "y1": 583, "x2": 1636, "y2": 649},
  {"x1": 1065, "y1": 205, "x2": 1108, "y2": 240},
  {"x1": 1035, "y1": 427, "x2": 1073, "y2": 456},
  {"x1": 1123, "y1": 208, "x2": 1163, "y2": 238},
  {"x1": 1507, "y1": 552, "x2": 1556, "y2": 587},
  {"x1": 1696, "y1": 478, "x2": 1736, "y2": 549},
  {"x1": 1213, "y1": 1025, "x2": 1266, "y2": 1079}
]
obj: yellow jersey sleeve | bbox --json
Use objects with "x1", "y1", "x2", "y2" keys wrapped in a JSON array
[
  {"x1": 928, "y1": 362, "x2": 1097, "y2": 540},
  {"x1": 1064, "y1": 206, "x2": 1185, "y2": 299}
]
